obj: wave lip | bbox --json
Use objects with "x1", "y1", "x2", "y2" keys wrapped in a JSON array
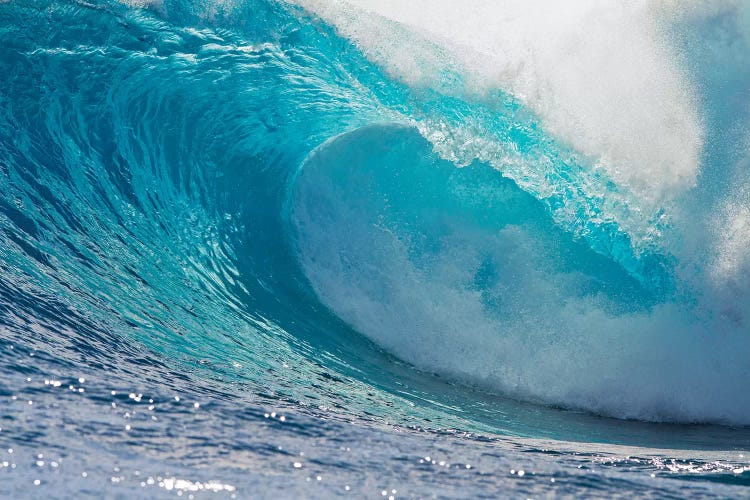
[{"x1": 296, "y1": 0, "x2": 705, "y2": 200}]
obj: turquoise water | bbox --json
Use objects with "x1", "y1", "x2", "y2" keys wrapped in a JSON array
[{"x1": 1, "y1": 0, "x2": 750, "y2": 497}]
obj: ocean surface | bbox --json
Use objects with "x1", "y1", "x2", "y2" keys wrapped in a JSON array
[{"x1": 2, "y1": 0, "x2": 750, "y2": 497}]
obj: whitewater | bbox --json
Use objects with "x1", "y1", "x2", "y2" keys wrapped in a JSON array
[{"x1": 1, "y1": 0, "x2": 750, "y2": 497}]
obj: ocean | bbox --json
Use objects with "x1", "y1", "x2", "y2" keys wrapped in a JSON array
[{"x1": 1, "y1": 0, "x2": 750, "y2": 497}]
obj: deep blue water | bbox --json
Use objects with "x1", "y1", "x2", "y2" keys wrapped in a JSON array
[{"x1": 1, "y1": 0, "x2": 750, "y2": 497}]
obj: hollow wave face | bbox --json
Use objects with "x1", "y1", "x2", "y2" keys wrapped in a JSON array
[
  {"x1": 290, "y1": 124, "x2": 750, "y2": 424},
  {"x1": 1, "y1": 0, "x2": 750, "y2": 448}
]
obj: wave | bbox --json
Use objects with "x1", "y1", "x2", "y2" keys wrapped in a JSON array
[{"x1": 1, "y1": 0, "x2": 749, "y2": 430}]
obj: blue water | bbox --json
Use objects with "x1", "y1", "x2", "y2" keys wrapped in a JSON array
[{"x1": 1, "y1": 0, "x2": 750, "y2": 497}]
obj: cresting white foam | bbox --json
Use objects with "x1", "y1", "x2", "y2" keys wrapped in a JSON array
[{"x1": 295, "y1": 0, "x2": 705, "y2": 201}]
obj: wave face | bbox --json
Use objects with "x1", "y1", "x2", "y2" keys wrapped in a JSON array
[
  {"x1": 1, "y1": 0, "x2": 750, "y2": 453},
  {"x1": 291, "y1": 0, "x2": 750, "y2": 424}
]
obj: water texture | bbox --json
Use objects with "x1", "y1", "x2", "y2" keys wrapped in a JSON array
[{"x1": 1, "y1": 0, "x2": 750, "y2": 497}]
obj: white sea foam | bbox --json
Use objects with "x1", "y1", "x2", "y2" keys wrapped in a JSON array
[{"x1": 296, "y1": 0, "x2": 706, "y2": 200}]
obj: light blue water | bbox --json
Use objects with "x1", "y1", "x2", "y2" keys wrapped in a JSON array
[{"x1": 1, "y1": 0, "x2": 750, "y2": 497}]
